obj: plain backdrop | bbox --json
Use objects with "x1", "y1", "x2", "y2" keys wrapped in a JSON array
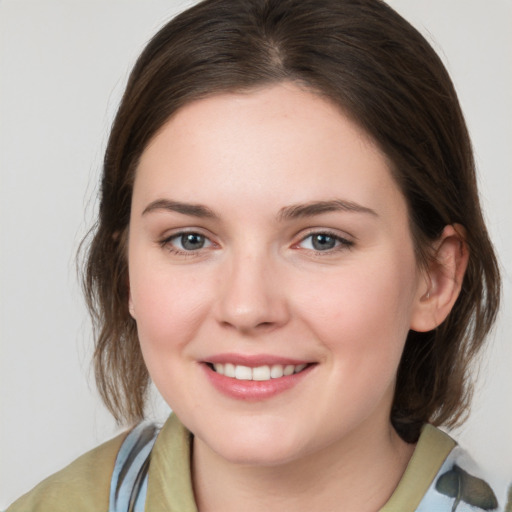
[{"x1": 1, "y1": 0, "x2": 511, "y2": 506}]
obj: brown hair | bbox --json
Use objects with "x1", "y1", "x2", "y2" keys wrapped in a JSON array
[{"x1": 83, "y1": 0, "x2": 500, "y2": 442}]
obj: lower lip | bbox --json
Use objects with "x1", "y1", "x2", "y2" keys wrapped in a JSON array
[{"x1": 202, "y1": 363, "x2": 314, "y2": 401}]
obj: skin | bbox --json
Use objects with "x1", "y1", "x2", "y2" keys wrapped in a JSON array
[{"x1": 128, "y1": 83, "x2": 467, "y2": 511}]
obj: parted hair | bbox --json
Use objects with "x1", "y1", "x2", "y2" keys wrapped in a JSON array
[{"x1": 83, "y1": 0, "x2": 500, "y2": 443}]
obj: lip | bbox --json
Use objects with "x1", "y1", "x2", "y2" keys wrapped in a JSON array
[
  {"x1": 200, "y1": 354, "x2": 316, "y2": 401},
  {"x1": 205, "y1": 353, "x2": 311, "y2": 367}
]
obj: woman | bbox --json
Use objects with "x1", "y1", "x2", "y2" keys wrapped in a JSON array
[{"x1": 6, "y1": 0, "x2": 508, "y2": 510}]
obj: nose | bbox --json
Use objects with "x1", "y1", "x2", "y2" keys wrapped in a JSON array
[{"x1": 215, "y1": 249, "x2": 290, "y2": 335}]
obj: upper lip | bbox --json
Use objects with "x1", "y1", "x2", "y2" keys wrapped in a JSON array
[{"x1": 204, "y1": 353, "x2": 312, "y2": 367}]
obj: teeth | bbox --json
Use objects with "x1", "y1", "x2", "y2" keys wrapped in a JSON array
[
  {"x1": 224, "y1": 363, "x2": 235, "y2": 378},
  {"x1": 211, "y1": 363, "x2": 308, "y2": 381},
  {"x1": 235, "y1": 365, "x2": 252, "y2": 380},
  {"x1": 283, "y1": 364, "x2": 295, "y2": 376},
  {"x1": 252, "y1": 365, "x2": 271, "y2": 381},
  {"x1": 270, "y1": 364, "x2": 284, "y2": 378}
]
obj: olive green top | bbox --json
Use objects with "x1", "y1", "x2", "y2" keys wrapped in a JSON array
[
  {"x1": 6, "y1": 430, "x2": 128, "y2": 511},
  {"x1": 7, "y1": 415, "x2": 455, "y2": 512}
]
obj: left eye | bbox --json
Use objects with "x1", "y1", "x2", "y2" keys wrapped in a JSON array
[
  {"x1": 298, "y1": 233, "x2": 349, "y2": 251},
  {"x1": 168, "y1": 232, "x2": 212, "y2": 251}
]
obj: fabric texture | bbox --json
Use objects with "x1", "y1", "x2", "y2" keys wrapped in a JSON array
[
  {"x1": 114, "y1": 415, "x2": 510, "y2": 512},
  {"x1": 7, "y1": 414, "x2": 510, "y2": 511},
  {"x1": 415, "y1": 446, "x2": 504, "y2": 511},
  {"x1": 6, "y1": 431, "x2": 127, "y2": 512},
  {"x1": 108, "y1": 423, "x2": 159, "y2": 512}
]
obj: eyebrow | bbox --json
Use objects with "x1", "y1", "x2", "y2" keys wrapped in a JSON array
[
  {"x1": 142, "y1": 198, "x2": 377, "y2": 221},
  {"x1": 277, "y1": 200, "x2": 378, "y2": 221},
  {"x1": 142, "y1": 199, "x2": 218, "y2": 219}
]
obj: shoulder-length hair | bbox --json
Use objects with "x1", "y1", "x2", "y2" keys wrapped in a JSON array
[{"x1": 83, "y1": 0, "x2": 500, "y2": 443}]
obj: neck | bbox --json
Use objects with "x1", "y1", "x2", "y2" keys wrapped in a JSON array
[{"x1": 192, "y1": 418, "x2": 415, "y2": 512}]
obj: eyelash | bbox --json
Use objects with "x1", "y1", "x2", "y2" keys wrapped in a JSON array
[
  {"x1": 296, "y1": 230, "x2": 354, "y2": 254},
  {"x1": 159, "y1": 231, "x2": 214, "y2": 257},
  {"x1": 159, "y1": 229, "x2": 354, "y2": 256}
]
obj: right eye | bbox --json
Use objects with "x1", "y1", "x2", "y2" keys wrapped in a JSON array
[{"x1": 161, "y1": 232, "x2": 213, "y2": 254}]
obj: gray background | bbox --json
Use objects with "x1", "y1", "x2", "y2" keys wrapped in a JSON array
[{"x1": 1, "y1": 0, "x2": 511, "y2": 506}]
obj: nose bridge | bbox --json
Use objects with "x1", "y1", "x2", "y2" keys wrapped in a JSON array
[{"x1": 216, "y1": 243, "x2": 288, "y2": 333}]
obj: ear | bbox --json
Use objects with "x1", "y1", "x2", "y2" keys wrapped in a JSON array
[
  {"x1": 410, "y1": 224, "x2": 469, "y2": 332},
  {"x1": 128, "y1": 294, "x2": 136, "y2": 319},
  {"x1": 128, "y1": 276, "x2": 136, "y2": 319}
]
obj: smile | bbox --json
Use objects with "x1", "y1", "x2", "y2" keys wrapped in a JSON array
[
  {"x1": 209, "y1": 363, "x2": 308, "y2": 381},
  {"x1": 202, "y1": 356, "x2": 315, "y2": 400}
]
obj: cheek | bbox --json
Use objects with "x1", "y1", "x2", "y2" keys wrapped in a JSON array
[
  {"x1": 295, "y1": 256, "x2": 417, "y2": 367},
  {"x1": 129, "y1": 263, "x2": 213, "y2": 410},
  {"x1": 295, "y1": 261, "x2": 418, "y2": 426},
  {"x1": 129, "y1": 258, "x2": 211, "y2": 354}
]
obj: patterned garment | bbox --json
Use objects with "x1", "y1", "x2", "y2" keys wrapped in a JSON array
[
  {"x1": 417, "y1": 446, "x2": 505, "y2": 512},
  {"x1": 109, "y1": 423, "x2": 159, "y2": 512},
  {"x1": 109, "y1": 419, "x2": 510, "y2": 512}
]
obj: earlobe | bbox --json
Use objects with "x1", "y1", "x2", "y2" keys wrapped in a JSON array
[{"x1": 410, "y1": 224, "x2": 469, "y2": 332}]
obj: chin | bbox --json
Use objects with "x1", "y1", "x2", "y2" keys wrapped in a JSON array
[
  {"x1": 196, "y1": 418, "x2": 308, "y2": 467},
  {"x1": 214, "y1": 439, "x2": 303, "y2": 467}
]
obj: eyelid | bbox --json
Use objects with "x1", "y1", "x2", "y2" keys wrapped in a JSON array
[
  {"x1": 293, "y1": 228, "x2": 355, "y2": 252},
  {"x1": 158, "y1": 228, "x2": 218, "y2": 255}
]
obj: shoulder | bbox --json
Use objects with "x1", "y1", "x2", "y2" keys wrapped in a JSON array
[{"x1": 6, "y1": 431, "x2": 128, "y2": 512}]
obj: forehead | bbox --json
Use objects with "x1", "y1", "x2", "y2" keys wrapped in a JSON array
[{"x1": 134, "y1": 83, "x2": 406, "y2": 221}]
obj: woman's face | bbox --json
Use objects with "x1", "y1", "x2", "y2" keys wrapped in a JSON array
[{"x1": 128, "y1": 83, "x2": 427, "y2": 465}]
